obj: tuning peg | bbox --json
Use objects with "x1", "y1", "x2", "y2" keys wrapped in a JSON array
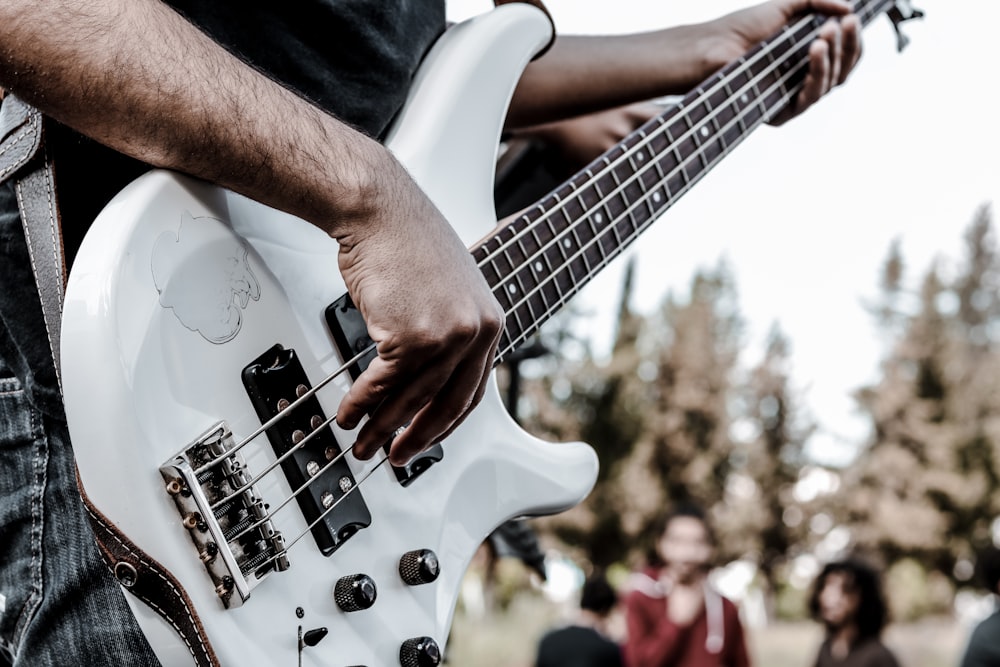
[{"x1": 886, "y1": 1, "x2": 925, "y2": 52}]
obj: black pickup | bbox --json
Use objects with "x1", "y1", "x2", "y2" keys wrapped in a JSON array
[
  {"x1": 242, "y1": 345, "x2": 371, "y2": 557},
  {"x1": 325, "y1": 294, "x2": 444, "y2": 486}
]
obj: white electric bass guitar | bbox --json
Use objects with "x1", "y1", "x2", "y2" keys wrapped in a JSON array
[{"x1": 62, "y1": 1, "x2": 917, "y2": 665}]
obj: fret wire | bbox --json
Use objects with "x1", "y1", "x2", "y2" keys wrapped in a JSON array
[
  {"x1": 506, "y1": 294, "x2": 526, "y2": 342},
  {"x1": 604, "y1": 154, "x2": 626, "y2": 250},
  {"x1": 499, "y1": 84, "x2": 795, "y2": 359},
  {"x1": 646, "y1": 127, "x2": 671, "y2": 205},
  {"x1": 489, "y1": 0, "x2": 891, "y2": 349},
  {"x1": 725, "y1": 79, "x2": 749, "y2": 136},
  {"x1": 497, "y1": 0, "x2": 892, "y2": 357},
  {"x1": 570, "y1": 221, "x2": 591, "y2": 276},
  {"x1": 583, "y1": 172, "x2": 609, "y2": 262},
  {"x1": 485, "y1": 0, "x2": 891, "y2": 270},
  {"x1": 628, "y1": 151, "x2": 656, "y2": 221},
  {"x1": 542, "y1": 201, "x2": 568, "y2": 307},
  {"x1": 574, "y1": 178, "x2": 596, "y2": 275},
  {"x1": 605, "y1": 155, "x2": 625, "y2": 222},
  {"x1": 494, "y1": 42, "x2": 826, "y2": 353},
  {"x1": 609, "y1": 156, "x2": 646, "y2": 240},
  {"x1": 486, "y1": 12, "x2": 818, "y2": 281},
  {"x1": 496, "y1": 77, "x2": 800, "y2": 341}
]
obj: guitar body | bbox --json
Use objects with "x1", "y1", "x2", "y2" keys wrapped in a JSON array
[{"x1": 62, "y1": 5, "x2": 598, "y2": 666}]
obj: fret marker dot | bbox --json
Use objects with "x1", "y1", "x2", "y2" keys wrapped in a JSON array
[
  {"x1": 637, "y1": 153, "x2": 644, "y2": 162},
  {"x1": 508, "y1": 284, "x2": 517, "y2": 294},
  {"x1": 595, "y1": 213, "x2": 604, "y2": 224},
  {"x1": 535, "y1": 261, "x2": 544, "y2": 272},
  {"x1": 700, "y1": 126, "x2": 710, "y2": 137},
  {"x1": 741, "y1": 94, "x2": 749, "y2": 104},
  {"x1": 653, "y1": 192, "x2": 662, "y2": 203},
  {"x1": 563, "y1": 239, "x2": 571, "y2": 248}
]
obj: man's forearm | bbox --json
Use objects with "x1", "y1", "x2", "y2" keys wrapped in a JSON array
[
  {"x1": 509, "y1": 0, "x2": 858, "y2": 130},
  {"x1": 0, "y1": 0, "x2": 383, "y2": 239},
  {"x1": 508, "y1": 23, "x2": 726, "y2": 129}
]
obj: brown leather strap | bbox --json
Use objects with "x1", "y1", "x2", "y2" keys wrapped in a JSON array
[
  {"x1": 15, "y1": 146, "x2": 67, "y2": 389},
  {"x1": 0, "y1": 96, "x2": 220, "y2": 666},
  {"x1": 1, "y1": 96, "x2": 66, "y2": 389},
  {"x1": 494, "y1": 0, "x2": 557, "y2": 59},
  {"x1": 77, "y1": 470, "x2": 221, "y2": 667}
]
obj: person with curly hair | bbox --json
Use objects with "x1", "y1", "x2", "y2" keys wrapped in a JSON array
[{"x1": 808, "y1": 558, "x2": 901, "y2": 667}]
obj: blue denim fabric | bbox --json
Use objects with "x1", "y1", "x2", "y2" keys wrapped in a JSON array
[{"x1": 0, "y1": 354, "x2": 161, "y2": 666}]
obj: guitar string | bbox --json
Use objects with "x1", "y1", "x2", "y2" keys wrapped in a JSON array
[
  {"x1": 484, "y1": 25, "x2": 823, "y2": 359},
  {"x1": 192, "y1": 345, "x2": 372, "y2": 476},
  {"x1": 201, "y1": 6, "x2": 828, "y2": 475},
  {"x1": 475, "y1": 11, "x2": 818, "y2": 272},
  {"x1": 208, "y1": 409, "x2": 339, "y2": 512},
  {"x1": 196, "y1": 0, "x2": 886, "y2": 549},
  {"x1": 223, "y1": 59, "x2": 822, "y2": 556},
  {"x1": 252, "y1": 455, "x2": 391, "y2": 574},
  {"x1": 477, "y1": 0, "x2": 883, "y2": 277},
  {"x1": 488, "y1": 0, "x2": 892, "y2": 356},
  {"x1": 224, "y1": 432, "x2": 360, "y2": 543},
  {"x1": 479, "y1": 2, "x2": 885, "y2": 332}
]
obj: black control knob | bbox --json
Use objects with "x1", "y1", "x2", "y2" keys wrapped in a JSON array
[
  {"x1": 334, "y1": 574, "x2": 377, "y2": 612},
  {"x1": 399, "y1": 636, "x2": 441, "y2": 667},
  {"x1": 398, "y1": 549, "x2": 440, "y2": 586}
]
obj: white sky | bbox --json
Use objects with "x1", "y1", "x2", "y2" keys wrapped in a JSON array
[{"x1": 447, "y1": 0, "x2": 1000, "y2": 465}]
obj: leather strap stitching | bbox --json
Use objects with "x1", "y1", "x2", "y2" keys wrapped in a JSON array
[{"x1": 82, "y1": 505, "x2": 214, "y2": 665}]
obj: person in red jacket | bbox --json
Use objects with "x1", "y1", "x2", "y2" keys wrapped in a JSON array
[{"x1": 623, "y1": 504, "x2": 750, "y2": 667}]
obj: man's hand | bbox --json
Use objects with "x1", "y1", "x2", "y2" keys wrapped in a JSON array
[
  {"x1": 662, "y1": 578, "x2": 705, "y2": 627},
  {"x1": 511, "y1": 102, "x2": 661, "y2": 171},
  {"x1": 706, "y1": 0, "x2": 862, "y2": 124},
  {"x1": 334, "y1": 154, "x2": 504, "y2": 465},
  {"x1": 0, "y1": 0, "x2": 503, "y2": 468}
]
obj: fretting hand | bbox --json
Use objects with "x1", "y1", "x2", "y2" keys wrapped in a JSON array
[{"x1": 706, "y1": 0, "x2": 862, "y2": 124}]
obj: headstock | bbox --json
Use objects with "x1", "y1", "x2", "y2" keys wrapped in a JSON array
[{"x1": 887, "y1": 0, "x2": 925, "y2": 52}]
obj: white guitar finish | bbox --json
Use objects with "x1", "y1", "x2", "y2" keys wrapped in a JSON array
[{"x1": 62, "y1": 5, "x2": 598, "y2": 666}]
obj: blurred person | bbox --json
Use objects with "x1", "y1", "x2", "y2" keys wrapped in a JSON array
[
  {"x1": 623, "y1": 504, "x2": 750, "y2": 667},
  {"x1": 535, "y1": 573, "x2": 624, "y2": 667},
  {"x1": 959, "y1": 545, "x2": 1000, "y2": 667},
  {"x1": 808, "y1": 558, "x2": 900, "y2": 667}
]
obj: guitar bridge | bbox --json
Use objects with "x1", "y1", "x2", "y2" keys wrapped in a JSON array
[{"x1": 160, "y1": 423, "x2": 288, "y2": 609}]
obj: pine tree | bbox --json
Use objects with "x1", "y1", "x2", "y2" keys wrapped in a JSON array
[{"x1": 849, "y1": 205, "x2": 1000, "y2": 585}]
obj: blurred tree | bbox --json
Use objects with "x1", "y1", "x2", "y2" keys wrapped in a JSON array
[
  {"x1": 525, "y1": 259, "x2": 747, "y2": 569},
  {"x1": 722, "y1": 324, "x2": 815, "y2": 618},
  {"x1": 848, "y1": 204, "x2": 1000, "y2": 588}
]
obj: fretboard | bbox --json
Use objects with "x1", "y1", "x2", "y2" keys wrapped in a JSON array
[{"x1": 473, "y1": 0, "x2": 893, "y2": 364}]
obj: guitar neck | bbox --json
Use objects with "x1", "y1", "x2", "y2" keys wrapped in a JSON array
[{"x1": 474, "y1": 0, "x2": 892, "y2": 364}]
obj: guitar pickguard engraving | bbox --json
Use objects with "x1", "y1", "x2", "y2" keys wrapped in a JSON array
[{"x1": 151, "y1": 211, "x2": 261, "y2": 344}]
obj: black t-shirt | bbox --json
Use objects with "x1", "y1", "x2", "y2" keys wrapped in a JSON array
[
  {"x1": 960, "y1": 609, "x2": 1000, "y2": 667},
  {"x1": 535, "y1": 625, "x2": 624, "y2": 667},
  {"x1": 0, "y1": 0, "x2": 445, "y2": 414}
]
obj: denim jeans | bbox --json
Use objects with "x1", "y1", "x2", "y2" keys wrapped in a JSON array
[{"x1": 0, "y1": 354, "x2": 161, "y2": 666}]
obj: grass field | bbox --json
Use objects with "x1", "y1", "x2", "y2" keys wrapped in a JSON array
[{"x1": 446, "y1": 593, "x2": 971, "y2": 667}]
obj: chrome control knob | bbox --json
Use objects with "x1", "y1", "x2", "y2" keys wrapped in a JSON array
[{"x1": 398, "y1": 549, "x2": 440, "y2": 586}]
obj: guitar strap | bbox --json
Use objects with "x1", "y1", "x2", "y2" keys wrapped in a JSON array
[
  {"x1": 0, "y1": 94, "x2": 223, "y2": 667},
  {"x1": 0, "y1": 2, "x2": 554, "y2": 663}
]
